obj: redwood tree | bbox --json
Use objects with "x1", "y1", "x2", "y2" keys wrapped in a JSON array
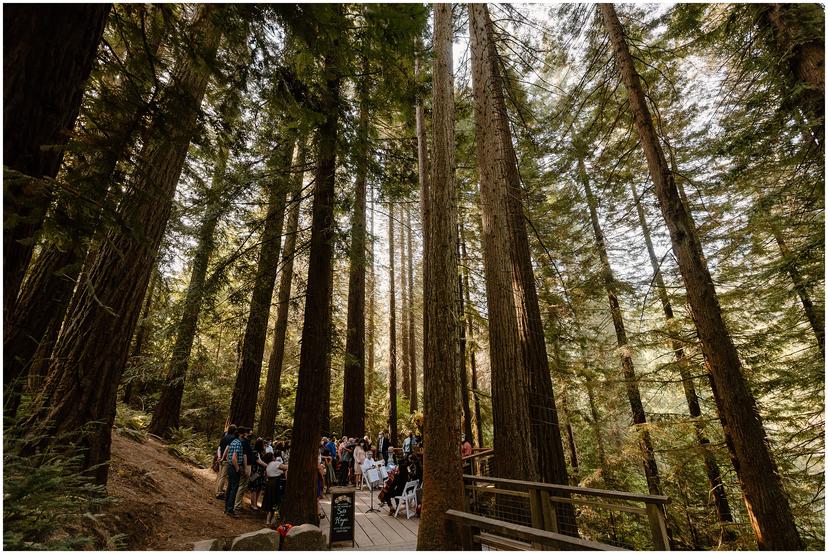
[
  {"x1": 469, "y1": 1, "x2": 538, "y2": 482},
  {"x1": 227, "y1": 134, "x2": 295, "y2": 429},
  {"x1": 580, "y1": 158, "x2": 663, "y2": 497},
  {"x1": 280, "y1": 25, "x2": 342, "y2": 524},
  {"x1": 149, "y1": 145, "x2": 231, "y2": 438},
  {"x1": 25, "y1": 5, "x2": 222, "y2": 485},
  {"x1": 417, "y1": 5, "x2": 464, "y2": 548},
  {"x1": 601, "y1": 4, "x2": 802, "y2": 548},
  {"x1": 342, "y1": 87, "x2": 369, "y2": 438},
  {"x1": 3, "y1": 5, "x2": 111, "y2": 327},
  {"x1": 387, "y1": 203, "x2": 398, "y2": 443},
  {"x1": 258, "y1": 143, "x2": 306, "y2": 439}
]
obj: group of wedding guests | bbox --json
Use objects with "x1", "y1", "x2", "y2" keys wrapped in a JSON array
[
  {"x1": 214, "y1": 424, "x2": 288, "y2": 527},
  {"x1": 214, "y1": 425, "x2": 425, "y2": 525}
]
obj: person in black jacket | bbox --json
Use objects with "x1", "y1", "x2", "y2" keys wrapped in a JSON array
[{"x1": 377, "y1": 431, "x2": 390, "y2": 464}]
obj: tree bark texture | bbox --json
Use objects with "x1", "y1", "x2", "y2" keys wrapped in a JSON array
[
  {"x1": 280, "y1": 46, "x2": 340, "y2": 526},
  {"x1": 477, "y1": 3, "x2": 572, "y2": 494},
  {"x1": 227, "y1": 136, "x2": 294, "y2": 429},
  {"x1": 387, "y1": 203, "x2": 399, "y2": 443},
  {"x1": 580, "y1": 160, "x2": 663, "y2": 497},
  {"x1": 400, "y1": 213, "x2": 411, "y2": 403},
  {"x1": 417, "y1": 6, "x2": 465, "y2": 548},
  {"x1": 149, "y1": 150, "x2": 229, "y2": 437},
  {"x1": 4, "y1": 7, "x2": 166, "y2": 416},
  {"x1": 460, "y1": 221, "x2": 485, "y2": 448},
  {"x1": 406, "y1": 205, "x2": 418, "y2": 413},
  {"x1": 630, "y1": 180, "x2": 733, "y2": 524},
  {"x1": 469, "y1": 2, "x2": 539, "y2": 483},
  {"x1": 342, "y1": 94, "x2": 369, "y2": 438},
  {"x1": 415, "y1": 47, "x2": 431, "y2": 415},
  {"x1": 457, "y1": 232, "x2": 474, "y2": 443},
  {"x1": 765, "y1": 3, "x2": 825, "y2": 146},
  {"x1": 3, "y1": 5, "x2": 111, "y2": 327},
  {"x1": 258, "y1": 142, "x2": 306, "y2": 439},
  {"x1": 25, "y1": 5, "x2": 221, "y2": 486},
  {"x1": 368, "y1": 196, "x2": 377, "y2": 393},
  {"x1": 602, "y1": 4, "x2": 802, "y2": 548}
]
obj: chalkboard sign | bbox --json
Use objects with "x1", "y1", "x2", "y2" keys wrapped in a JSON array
[{"x1": 329, "y1": 486, "x2": 355, "y2": 547}]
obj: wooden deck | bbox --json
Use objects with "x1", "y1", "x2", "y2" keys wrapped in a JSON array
[{"x1": 319, "y1": 486, "x2": 419, "y2": 550}]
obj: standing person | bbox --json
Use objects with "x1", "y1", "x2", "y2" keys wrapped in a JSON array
[
  {"x1": 215, "y1": 424, "x2": 238, "y2": 499},
  {"x1": 249, "y1": 437, "x2": 266, "y2": 510},
  {"x1": 378, "y1": 431, "x2": 389, "y2": 464},
  {"x1": 234, "y1": 428, "x2": 254, "y2": 513},
  {"x1": 325, "y1": 436, "x2": 337, "y2": 461},
  {"x1": 402, "y1": 431, "x2": 414, "y2": 456},
  {"x1": 261, "y1": 450, "x2": 288, "y2": 527},
  {"x1": 461, "y1": 434, "x2": 472, "y2": 457},
  {"x1": 353, "y1": 440, "x2": 367, "y2": 490},
  {"x1": 225, "y1": 429, "x2": 245, "y2": 517}
]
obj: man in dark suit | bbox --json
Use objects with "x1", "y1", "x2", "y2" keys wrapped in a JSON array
[{"x1": 377, "y1": 431, "x2": 390, "y2": 464}]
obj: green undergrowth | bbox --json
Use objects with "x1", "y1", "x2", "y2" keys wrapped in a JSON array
[{"x1": 3, "y1": 417, "x2": 125, "y2": 550}]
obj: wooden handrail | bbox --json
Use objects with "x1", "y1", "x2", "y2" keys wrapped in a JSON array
[
  {"x1": 461, "y1": 448, "x2": 494, "y2": 462},
  {"x1": 445, "y1": 509, "x2": 624, "y2": 551},
  {"x1": 464, "y1": 474, "x2": 670, "y2": 505}
]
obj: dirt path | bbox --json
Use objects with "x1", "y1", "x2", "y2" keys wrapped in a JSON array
[{"x1": 106, "y1": 432, "x2": 268, "y2": 550}]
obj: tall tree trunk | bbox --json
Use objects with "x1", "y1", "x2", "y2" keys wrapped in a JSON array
[
  {"x1": 602, "y1": 4, "x2": 802, "y2": 548},
  {"x1": 258, "y1": 143, "x2": 305, "y2": 439},
  {"x1": 25, "y1": 6, "x2": 221, "y2": 485},
  {"x1": 765, "y1": 3, "x2": 825, "y2": 146},
  {"x1": 772, "y1": 225, "x2": 825, "y2": 355},
  {"x1": 457, "y1": 231, "x2": 474, "y2": 443},
  {"x1": 631, "y1": 180, "x2": 734, "y2": 525},
  {"x1": 227, "y1": 135, "x2": 294, "y2": 429},
  {"x1": 417, "y1": 6, "x2": 464, "y2": 547},
  {"x1": 387, "y1": 203, "x2": 398, "y2": 443},
  {"x1": 551, "y1": 334, "x2": 579, "y2": 480},
  {"x1": 460, "y1": 221, "x2": 484, "y2": 448},
  {"x1": 123, "y1": 271, "x2": 157, "y2": 405},
  {"x1": 3, "y1": 5, "x2": 111, "y2": 327},
  {"x1": 4, "y1": 5, "x2": 167, "y2": 415},
  {"x1": 469, "y1": 2, "x2": 538, "y2": 483},
  {"x1": 149, "y1": 150, "x2": 229, "y2": 437},
  {"x1": 478, "y1": 4, "x2": 571, "y2": 495},
  {"x1": 415, "y1": 44, "x2": 431, "y2": 412},
  {"x1": 400, "y1": 212, "x2": 411, "y2": 403},
  {"x1": 342, "y1": 90, "x2": 369, "y2": 437},
  {"x1": 368, "y1": 194, "x2": 377, "y2": 394},
  {"x1": 580, "y1": 159, "x2": 662, "y2": 497},
  {"x1": 406, "y1": 205, "x2": 418, "y2": 413},
  {"x1": 322, "y1": 262, "x2": 334, "y2": 435},
  {"x1": 280, "y1": 44, "x2": 341, "y2": 526}
]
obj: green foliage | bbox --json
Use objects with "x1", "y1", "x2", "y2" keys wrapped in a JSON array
[
  {"x1": 114, "y1": 403, "x2": 149, "y2": 443},
  {"x1": 3, "y1": 424, "x2": 122, "y2": 550},
  {"x1": 165, "y1": 427, "x2": 214, "y2": 469}
]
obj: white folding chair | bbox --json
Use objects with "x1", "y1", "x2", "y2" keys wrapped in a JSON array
[{"x1": 393, "y1": 479, "x2": 420, "y2": 519}]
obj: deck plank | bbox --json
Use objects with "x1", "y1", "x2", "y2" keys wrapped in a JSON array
[{"x1": 319, "y1": 487, "x2": 420, "y2": 550}]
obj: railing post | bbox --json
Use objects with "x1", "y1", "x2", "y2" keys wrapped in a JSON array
[
  {"x1": 539, "y1": 490, "x2": 559, "y2": 534},
  {"x1": 528, "y1": 487, "x2": 544, "y2": 550},
  {"x1": 646, "y1": 502, "x2": 670, "y2": 551}
]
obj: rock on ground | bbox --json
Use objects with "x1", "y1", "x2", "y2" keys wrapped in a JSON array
[
  {"x1": 231, "y1": 528, "x2": 280, "y2": 551},
  {"x1": 282, "y1": 523, "x2": 328, "y2": 550}
]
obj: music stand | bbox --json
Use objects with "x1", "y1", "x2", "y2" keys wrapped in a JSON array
[{"x1": 365, "y1": 467, "x2": 382, "y2": 514}]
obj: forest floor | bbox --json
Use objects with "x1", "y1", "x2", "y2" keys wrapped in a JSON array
[{"x1": 104, "y1": 432, "x2": 266, "y2": 550}]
